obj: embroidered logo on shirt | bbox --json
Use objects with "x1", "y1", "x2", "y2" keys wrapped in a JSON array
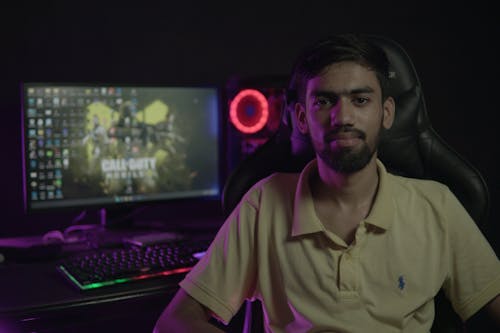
[{"x1": 398, "y1": 275, "x2": 406, "y2": 290}]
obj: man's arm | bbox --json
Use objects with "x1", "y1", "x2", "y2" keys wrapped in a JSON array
[
  {"x1": 153, "y1": 288, "x2": 224, "y2": 333},
  {"x1": 465, "y1": 294, "x2": 500, "y2": 331},
  {"x1": 485, "y1": 294, "x2": 500, "y2": 327}
]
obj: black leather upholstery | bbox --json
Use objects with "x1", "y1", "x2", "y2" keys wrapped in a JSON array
[{"x1": 221, "y1": 35, "x2": 490, "y2": 333}]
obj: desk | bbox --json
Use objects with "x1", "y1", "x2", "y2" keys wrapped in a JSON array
[
  {"x1": 0, "y1": 258, "x2": 183, "y2": 333},
  {"x1": 0, "y1": 223, "x2": 222, "y2": 333}
]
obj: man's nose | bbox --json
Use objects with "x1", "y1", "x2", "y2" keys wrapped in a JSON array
[{"x1": 331, "y1": 98, "x2": 355, "y2": 126}]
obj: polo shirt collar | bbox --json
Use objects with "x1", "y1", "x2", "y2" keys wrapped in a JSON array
[{"x1": 292, "y1": 159, "x2": 395, "y2": 237}]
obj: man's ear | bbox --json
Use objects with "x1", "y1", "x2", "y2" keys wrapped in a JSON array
[
  {"x1": 295, "y1": 102, "x2": 309, "y2": 134},
  {"x1": 382, "y1": 96, "x2": 395, "y2": 129}
]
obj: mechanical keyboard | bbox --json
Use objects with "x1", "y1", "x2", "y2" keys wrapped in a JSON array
[{"x1": 57, "y1": 238, "x2": 210, "y2": 290}]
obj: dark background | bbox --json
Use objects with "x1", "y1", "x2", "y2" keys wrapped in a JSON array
[{"x1": 0, "y1": 2, "x2": 498, "y2": 251}]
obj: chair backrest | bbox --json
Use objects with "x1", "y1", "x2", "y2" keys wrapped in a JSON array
[{"x1": 221, "y1": 35, "x2": 490, "y2": 333}]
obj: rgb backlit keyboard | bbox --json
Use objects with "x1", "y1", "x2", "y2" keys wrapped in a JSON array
[{"x1": 57, "y1": 240, "x2": 209, "y2": 290}]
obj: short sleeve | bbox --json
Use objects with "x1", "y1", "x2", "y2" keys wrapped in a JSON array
[
  {"x1": 179, "y1": 193, "x2": 260, "y2": 324},
  {"x1": 442, "y1": 189, "x2": 500, "y2": 320}
]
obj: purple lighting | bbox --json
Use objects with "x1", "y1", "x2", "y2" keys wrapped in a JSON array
[{"x1": 20, "y1": 82, "x2": 28, "y2": 213}]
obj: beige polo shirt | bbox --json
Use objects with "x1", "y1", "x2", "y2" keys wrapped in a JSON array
[{"x1": 180, "y1": 159, "x2": 500, "y2": 332}]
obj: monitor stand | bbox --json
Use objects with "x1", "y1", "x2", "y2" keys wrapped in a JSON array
[{"x1": 99, "y1": 207, "x2": 136, "y2": 229}]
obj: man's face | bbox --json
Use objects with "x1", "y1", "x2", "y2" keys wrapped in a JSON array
[{"x1": 296, "y1": 61, "x2": 394, "y2": 173}]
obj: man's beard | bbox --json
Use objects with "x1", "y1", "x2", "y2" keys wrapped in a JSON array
[{"x1": 314, "y1": 125, "x2": 382, "y2": 173}]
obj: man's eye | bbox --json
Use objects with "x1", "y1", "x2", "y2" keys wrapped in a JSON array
[
  {"x1": 314, "y1": 96, "x2": 336, "y2": 107},
  {"x1": 353, "y1": 97, "x2": 369, "y2": 105}
]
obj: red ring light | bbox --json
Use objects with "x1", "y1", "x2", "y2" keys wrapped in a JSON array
[{"x1": 229, "y1": 89, "x2": 269, "y2": 134}]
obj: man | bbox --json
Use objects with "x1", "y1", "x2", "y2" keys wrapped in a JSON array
[{"x1": 154, "y1": 34, "x2": 500, "y2": 332}]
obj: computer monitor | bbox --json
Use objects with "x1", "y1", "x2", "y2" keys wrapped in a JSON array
[{"x1": 21, "y1": 83, "x2": 221, "y2": 226}]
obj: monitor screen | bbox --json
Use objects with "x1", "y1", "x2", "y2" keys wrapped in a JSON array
[{"x1": 21, "y1": 83, "x2": 221, "y2": 213}]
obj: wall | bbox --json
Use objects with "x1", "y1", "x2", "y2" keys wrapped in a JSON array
[{"x1": 0, "y1": 2, "x2": 497, "y2": 251}]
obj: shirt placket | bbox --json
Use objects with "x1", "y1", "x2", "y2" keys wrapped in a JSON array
[{"x1": 331, "y1": 223, "x2": 367, "y2": 300}]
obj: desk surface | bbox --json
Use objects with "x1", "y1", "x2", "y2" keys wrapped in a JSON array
[
  {"x1": 0, "y1": 260, "x2": 183, "y2": 316},
  {"x1": 0, "y1": 224, "x2": 220, "y2": 332}
]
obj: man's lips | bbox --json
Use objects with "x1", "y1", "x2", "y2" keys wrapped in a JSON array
[
  {"x1": 331, "y1": 136, "x2": 362, "y2": 147},
  {"x1": 325, "y1": 128, "x2": 365, "y2": 141},
  {"x1": 330, "y1": 133, "x2": 361, "y2": 140},
  {"x1": 325, "y1": 128, "x2": 365, "y2": 147}
]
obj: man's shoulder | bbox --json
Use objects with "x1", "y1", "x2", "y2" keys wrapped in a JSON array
[
  {"x1": 254, "y1": 172, "x2": 301, "y2": 190},
  {"x1": 241, "y1": 172, "x2": 300, "y2": 204},
  {"x1": 384, "y1": 173, "x2": 460, "y2": 231},
  {"x1": 387, "y1": 172, "x2": 451, "y2": 201}
]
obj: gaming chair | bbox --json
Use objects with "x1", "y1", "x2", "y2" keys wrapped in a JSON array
[{"x1": 221, "y1": 35, "x2": 490, "y2": 333}]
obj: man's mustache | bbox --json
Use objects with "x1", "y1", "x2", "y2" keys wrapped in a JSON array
[{"x1": 324, "y1": 126, "x2": 366, "y2": 141}]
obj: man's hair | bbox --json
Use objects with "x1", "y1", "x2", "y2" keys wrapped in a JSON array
[{"x1": 288, "y1": 34, "x2": 390, "y2": 104}]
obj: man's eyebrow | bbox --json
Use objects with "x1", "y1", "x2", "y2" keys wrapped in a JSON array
[
  {"x1": 311, "y1": 86, "x2": 375, "y2": 97},
  {"x1": 349, "y1": 86, "x2": 375, "y2": 94}
]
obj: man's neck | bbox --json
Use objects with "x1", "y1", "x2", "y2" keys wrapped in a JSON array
[{"x1": 313, "y1": 156, "x2": 380, "y2": 209}]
